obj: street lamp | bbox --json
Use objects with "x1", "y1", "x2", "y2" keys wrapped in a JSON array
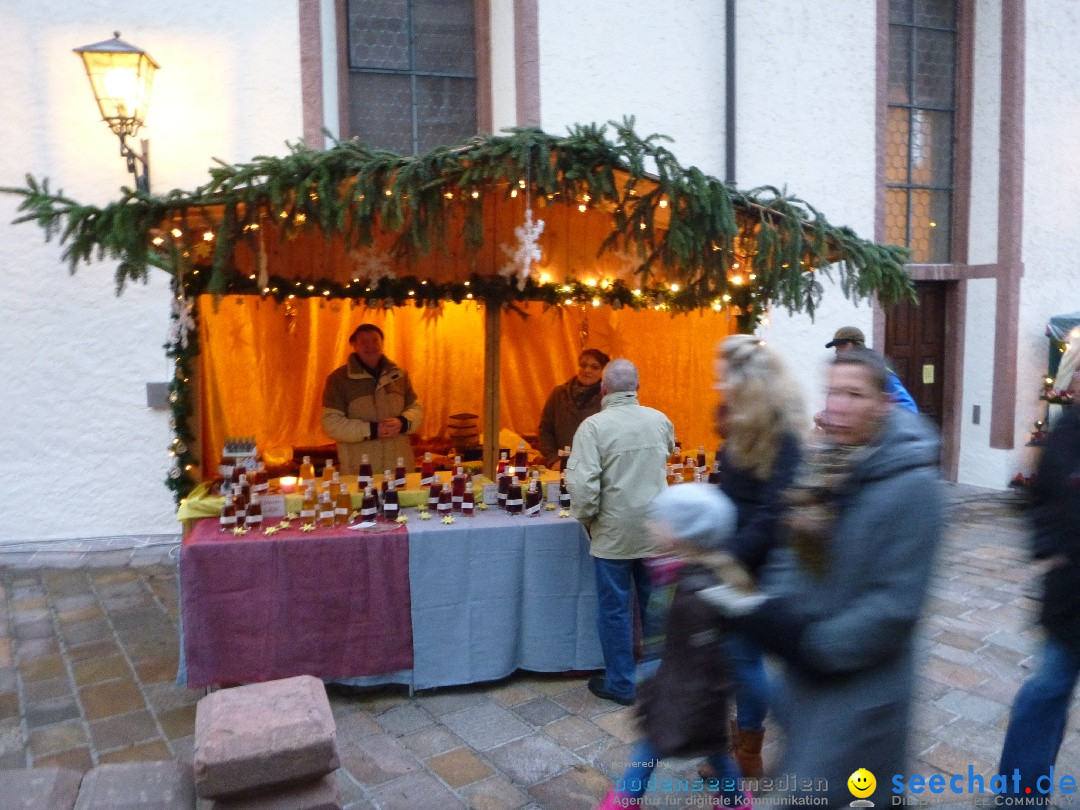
[{"x1": 73, "y1": 32, "x2": 159, "y2": 193}]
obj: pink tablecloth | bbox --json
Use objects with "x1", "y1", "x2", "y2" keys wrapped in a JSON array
[{"x1": 181, "y1": 519, "x2": 412, "y2": 688}]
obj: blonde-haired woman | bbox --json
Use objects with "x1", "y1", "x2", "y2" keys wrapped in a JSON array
[{"x1": 711, "y1": 333, "x2": 808, "y2": 777}]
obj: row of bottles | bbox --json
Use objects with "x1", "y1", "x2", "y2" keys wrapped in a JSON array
[
  {"x1": 219, "y1": 473, "x2": 265, "y2": 531},
  {"x1": 666, "y1": 443, "x2": 722, "y2": 486},
  {"x1": 427, "y1": 462, "x2": 476, "y2": 517}
]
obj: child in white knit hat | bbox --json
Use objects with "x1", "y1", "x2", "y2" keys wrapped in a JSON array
[{"x1": 596, "y1": 483, "x2": 755, "y2": 810}]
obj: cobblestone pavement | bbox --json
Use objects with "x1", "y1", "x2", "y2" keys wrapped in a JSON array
[{"x1": 0, "y1": 484, "x2": 1076, "y2": 809}]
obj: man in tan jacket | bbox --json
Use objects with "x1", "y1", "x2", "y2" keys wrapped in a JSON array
[
  {"x1": 321, "y1": 324, "x2": 424, "y2": 475},
  {"x1": 566, "y1": 358, "x2": 675, "y2": 705}
]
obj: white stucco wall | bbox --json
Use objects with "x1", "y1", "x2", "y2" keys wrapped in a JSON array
[
  {"x1": 739, "y1": 0, "x2": 879, "y2": 410},
  {"x1": 536, "y1": 0, "x2": 725, "y2": 171},
  {"x1": 1013, "y1": 0, "x2": 1080, "y2": 476},
  {"x1": 489, "y1": 0, "x2": 518, "y2": 132},
  {"x1": 0, "y1": 1, "x2": 303, "y2": 542}
]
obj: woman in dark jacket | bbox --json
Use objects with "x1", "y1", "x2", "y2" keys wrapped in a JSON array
[
  {"x1": 538, "y1": 348, "x2": 609, "y2": 469},
  {"x1": 711, "y1": 334, "x2": 806, "y2": 778}
]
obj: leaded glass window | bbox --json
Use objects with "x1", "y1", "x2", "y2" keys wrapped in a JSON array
[
  {"x1": 347, "y1": 0, "x2": 477, "y2": 155},
  {"x1": 885, "y1": 0, "x2": 957, "y2": 263}
]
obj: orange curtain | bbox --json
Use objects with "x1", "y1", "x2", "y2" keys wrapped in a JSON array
[
  {"x1": 499, "y1": 302, "x2": 736, "y2": 451},
  {"x1": 197, "y1": 296, "x2": 734, "y2": 475},
  {"x1": 197, "y1": 296, "x2": 486, "y2": 468}
]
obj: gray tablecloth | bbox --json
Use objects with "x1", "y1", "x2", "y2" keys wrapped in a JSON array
[{"x1": 407, "y1": 510, "x2": 602, "y2": 689}]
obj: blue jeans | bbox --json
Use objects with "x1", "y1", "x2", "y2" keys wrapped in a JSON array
[
  {"x1": 728, "y1": 631, "x2": 770, "y2": 730},
  {"x1": 998, "y1": 636, "x2": 1080, "y2": 793},
  {"x1": 594, "y1": 556, "x2": 652, "y2": 701},
  {"x1": 617, "y1": 738, "x2": 747, "y2": 804}
]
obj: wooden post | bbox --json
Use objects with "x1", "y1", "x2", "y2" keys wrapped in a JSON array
[{"x1": 482, "y1": 304, "x2": 501, "y2": 480}]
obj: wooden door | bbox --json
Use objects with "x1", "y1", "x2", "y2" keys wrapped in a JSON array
[{"x1": 885, "y1": 281, "x2": 947, "y2": 426}]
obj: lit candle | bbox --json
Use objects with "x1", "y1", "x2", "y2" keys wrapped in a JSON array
[{"x1": 279, "y1": 476, "x2": 298, "y2": 494}]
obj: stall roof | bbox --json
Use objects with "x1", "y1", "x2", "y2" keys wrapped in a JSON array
[{"x1": 5, "y1": 120, "x2": 912, "y2": 323}]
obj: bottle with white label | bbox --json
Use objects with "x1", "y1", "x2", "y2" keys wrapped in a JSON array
[
  {"x1": 299, "y1": 455, "x2": 316, "y2": 486},
  {"x1": 358, "y1": 454, "x2": 373, "y2": 489},
  {"x1": 394, "y1": 457, "x2": 407, "y2": 488},
  {"x1": 420, "y1": 452, "x2": 435, "y2": 486},
  {"x1": 383, "y1": 477, "x2": 399, "y2": 521},
  {"x1": 245, "y1": 492, "x2": 263, "y2": 529},
  {"x1": 335, "y1": 483, "x2": 351, "y2": 526},
  {"x1": 462, "y1": 476, "x2": 475, "y2": 517},
  {"x1": 559, "y1": 475, "x2": 571, "y2": 509},
  {"x1": 524, "y1": 476, "x2": 541, "y2": 517},
  {"x1": 428, "y1": 473, "x2": 443, "y2": 511},
  {"x1": 318, "y1": 490, "x2": 336, "y2": 528},
  {"x1": 506, "y1": 478, "x2": 523, "y2": 515},
  {"x1": 360, "y1": 487, "x2": 378, "y2": 521},
  {"x1": 300, "y1": 485, "x2": 317, "y2": 524},
  {"x1": 219, "y1": 494, "x2": 237, "y2": 532}
]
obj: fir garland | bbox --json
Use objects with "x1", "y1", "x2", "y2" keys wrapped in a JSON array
[{"x1": 2, "y1": 119, "x2": 913, "y2": 503}]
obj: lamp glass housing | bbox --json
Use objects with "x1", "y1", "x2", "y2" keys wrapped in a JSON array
[{"x1": 74, "y1": 34, "x2": 159, "y2": 138}]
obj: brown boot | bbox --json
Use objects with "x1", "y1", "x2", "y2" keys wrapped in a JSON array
[{"x1": 730, "y1": 720, "x2": 765, "y2": 779}]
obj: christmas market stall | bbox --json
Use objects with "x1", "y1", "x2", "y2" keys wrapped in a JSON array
[
  {"x1": 5, "y1": 122, "x2": 913, "y2": 689},
  {"x1": 6, "y1": 121, "x2": 912, "y2": 503}
]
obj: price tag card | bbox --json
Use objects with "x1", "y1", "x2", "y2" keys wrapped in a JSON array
[
  {"x1": 261, "y1": 494, "x2": 287, "y2": 519},
  {"x1": 481, "y1": 483, "x2": 499, "y2": 505},
  {"x1": 546, "y1": 482, "x2": 560, "y2": 504}
]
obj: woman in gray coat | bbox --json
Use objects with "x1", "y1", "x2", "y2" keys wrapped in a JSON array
[{"x1": 704, "y1": 347, "x2": 944, "y2": 808}]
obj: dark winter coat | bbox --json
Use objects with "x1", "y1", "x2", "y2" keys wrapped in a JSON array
[
  {"x1": 744, "y1": 407, "x2": 944, "y2": 809},
  {"x1": 635, "y1": 564, "x2": 733, "y2": 759},
  {"x1": 538, "y1": 377, "x2": 603, "y2": 468},
  {"x1": 715, "y1": 431, "x2": 802, "y2": 577},
  {"x1": 1031, "y1": 405, "x2": 1080, "y2": 647}
]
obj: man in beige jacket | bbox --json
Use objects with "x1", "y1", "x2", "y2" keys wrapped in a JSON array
[
  {"x1": 321, "y1": 324, "x2": 424, "y2": 475},
  {"x1": 566, "y1": 358, "x2": 675, "y2": 705}
]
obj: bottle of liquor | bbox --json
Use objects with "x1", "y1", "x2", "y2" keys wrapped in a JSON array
[
  {"x1": 451, "y1": 466, "x2": 466, "y2": 512},
  {"x1": 237, "y1": 473, "x2": 252, "y2": 508},
  {"x1": 669, "y1": 443, "x2": 683, "y2": 480},
  {"x1": 437, "y1": 485, "x2": 453, "y2": 516},
  {"x1": 234, "y1": 484, "x2": 248, "y2": 525},
  {"x1": 666, "y1": 465, "x2": 677, "y2": 487},
  {"x1": 300, "y1": 485, "x2": 317, "y2": 524},
  {"x1": 245, "y1": 492, "x2": 263, "y2": 530},
  {"x1": 358, "y1": 454, "x2": 373, "y2": 489},
  {"x1": 496, "y1": 448, "x2": 510, "y2": 477},
  {"x1": 219, "y1": 493, "x2": 237, "y2": 532},
  {"x1": 498, "y1": 468, "x2": 512, "y2": 509},
  {"x1": 299, "y1": 455, "x2": 316, "y2": 486},
  {"x1": 321, "y1": 458, "x2": 335, "y2": 488},
  {"x1": 514, "y1": 442, "x2": 528, "y2": 478},
  {"x1": 462, "y1": 475, "x2": 475, "y2": 517},
  {"x1": 708, "y1": 446, "x2": 723, "y2": 485},
  {"x1": 559, "y1": 474, "x2": 571, "y2": 509},
  {"x1": 683, "y1": 455, "x2": 696, "y2": 483},
  {"x1": 335, "y1": 483, "x2": 352, "y2": 526},
  {"x1": 696, "y1": 446, "x2": 708, "y2": 475},
  {"x1": 506, "y1": 477, "x2": 523, "y2": 515},
  {"x1": 420, "y1": 452, "x2": 435, "y2": 487},
  {"x1": 331, "y1": 470, "x2": 342, "y2": 490},
  {"x1": 360, "y1": 487, "x2": 378, "y2": 522},
  {"x1": 232, "y1": 459, "x2": 247, "y2": 485},
  {"x1": 318, "y1": 490, "x2": 336, "y2": 529},
  {"x1": 428, "y1": 474, "x2": 443, "y2": 511},
  {"x1": 524, "y1": 476, "x2": 541, "y2": 517},
  {"x1": 394, "y1": 457, "x2": 407, "y2": 488},
  {"x1": 252, "y1": 460, "x2": 269, "y2": 494},
  {"x1": 383, "y1": 477, "x2": 400, "y2": 521}
]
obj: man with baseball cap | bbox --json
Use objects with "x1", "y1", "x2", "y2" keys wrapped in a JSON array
[{"x1": 825, "y1": 326, "x2": 918, "y2": 413}]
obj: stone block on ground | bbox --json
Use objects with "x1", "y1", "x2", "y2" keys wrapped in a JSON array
[
  {"x1": 74, "y1": 761, "x2": 194, "y2": 809},
  {"x1": 0, "y1": 767, "x2": 83, "y2": 810},
  {"x1": 193, "y1": 675, "x2": 339, "y2": 799},
  {"x1": 197, "y1": 774, "x2": 341, "y2": 810}
]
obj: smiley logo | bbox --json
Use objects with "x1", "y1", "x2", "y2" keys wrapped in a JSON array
[{"x1": 848, "y1": 768, "x2": 876, "y2": 798}]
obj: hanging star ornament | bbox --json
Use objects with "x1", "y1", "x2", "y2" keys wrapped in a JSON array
[
  {"x1": 499, "y1": 207, "x2": 545, "y2": 290},
  {"x1": 350, "y1": 246, "x2": 395, "y2": 283},
  {"x1": 169, "y1": 294, "x2": 197, "y2": 350}
]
